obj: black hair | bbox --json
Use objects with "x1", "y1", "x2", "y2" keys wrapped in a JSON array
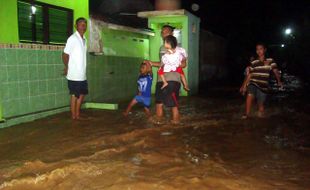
[
  {"x1": 256, "y1": 42, "x2": 267, "y2": 49},
  {"x1": 75, "y1": 17, "x2": 87, "y2": 25},
  {"x1": 140, "y1": 62, "x2": 152, "y2": 75},
  {"x1": 164, "y1": 35, "x2": 177, "y2": 49},
  {"x1": 162, "y1": 25, "x2": 175, "y2": 32}
]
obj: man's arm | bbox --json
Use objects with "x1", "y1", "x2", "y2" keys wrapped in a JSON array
[
  {"x1": 272, "y1": 68, "x2": 283, "y2": 88},
  {"x1": 62, "y1": 53, "x2": 69, "y2": 75},
  {"x1": 144, "y1": 60, "x2": 161, "y2": 67},
  {"x1": 240, "y1": 73, "x2": 251, "y2": 95}
]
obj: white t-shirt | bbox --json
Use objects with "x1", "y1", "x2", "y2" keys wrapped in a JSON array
[
  {"x1": 161, "y1": 47, "x2": 187, "y2": 72},
  {"x1": 64, "y1": 31, "x2": 87, "y2": 81}
]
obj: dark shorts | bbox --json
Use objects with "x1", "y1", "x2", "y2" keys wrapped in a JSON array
[
  {"x1": 68, "y1": 80, "x2": 88, "y2": 98},
  {"x1": 135, "y1": 95, "x2": 151, "y2": 108},
  {"x1": 247, "y1": 84, "x2": 267, "y2": 104},
  {"x1": 155, "y1": 81, "x2": 180, "y2": 108}
]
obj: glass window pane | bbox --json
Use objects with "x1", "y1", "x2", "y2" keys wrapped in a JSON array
[
  {"x1": 49, "y1": 8, "x2": 69, "y2": 44},
  {"x1": 18, "y1": 1, "x2": 32, "y2": 42},
  {"x1": 18, "y1": 1, "x2": 43, "y2": 43}
]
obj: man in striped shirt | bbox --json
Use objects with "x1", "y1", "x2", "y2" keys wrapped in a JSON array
[{"x1": 240, "y1": 43, "x2": 283, "y2": 119}]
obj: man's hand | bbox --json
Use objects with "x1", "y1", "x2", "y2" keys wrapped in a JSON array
[
  {"x1": 278, "y1": 81, "x2": 284, "y2": 90},
  {"x1": 62, "y1": 53, "x2": 69, "y2": 76},
  {"x1": 145, "y1": 60, "x2": 161, "y2": 67},
  {"x1": 63, "y1": 66, "x2": 68, "y2": 76},
  {"x1": 144, "y1": 60, "x2": 152, "y2": 66}
]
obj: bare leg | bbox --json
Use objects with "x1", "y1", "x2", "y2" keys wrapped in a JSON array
[
  {"x1": 70, "y1": 95, "x2": 77, "y2": 119},
  {"x1": 245, "y1": 94, "x2": 254, "y2": 117},
  {"x1": 257, "y1": 103, "x2": 265, "y2": 118},
  {"x1": 160, "y1": 75, "x2": 168, "y2": 89},
  {"x1": 156, "y1": 103, "x2": 164, "y2": 118},
  {"x1": 76, "y1": 95, "x2": 85, "y2": 119},
  {"x1": 144, "y1": 107, "x2": 151, "y2": 117},
  {"x1": 123, "y1": 99, "x2": 138, "y2": 116},
  {"x1": 180, "y1": 74, "x2": 190, "y2": 91},
  {"x1": 171, "y1": 106, "x2": 180, "y2": 124}
]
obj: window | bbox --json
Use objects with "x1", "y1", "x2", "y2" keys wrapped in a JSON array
[{"x1": 18, "y1": 0, "x2": 73, "y2": 44}]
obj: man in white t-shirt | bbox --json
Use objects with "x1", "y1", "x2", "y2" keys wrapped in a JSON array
[{"x1": 63, "y1": 17, "x2": 88, "y2": 120}]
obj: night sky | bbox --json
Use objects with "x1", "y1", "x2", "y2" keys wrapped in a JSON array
[
  {"x1": 182, "y1": 0, "x2": 309, "y2": 47},
  {"x1": 181, "y1": 0, "x2": 310, "y2": 79}
]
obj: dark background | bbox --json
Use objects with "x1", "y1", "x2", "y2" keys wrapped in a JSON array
[{"x1": 182, "y1": 0, "x2": 310, "y2": 82}]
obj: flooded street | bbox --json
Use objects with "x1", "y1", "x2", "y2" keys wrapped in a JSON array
[{"x1": 0, "y1": 85, "x2": 310, "y2": 190}]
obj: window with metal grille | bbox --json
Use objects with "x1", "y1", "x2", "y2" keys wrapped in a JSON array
[{"x1": 18, "y1": 0, "x2": 73, "y2": 44}]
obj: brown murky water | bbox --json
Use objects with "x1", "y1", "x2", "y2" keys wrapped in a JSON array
[{"x1": 0, "y1": 86, "x2": 309, "y2": 190}]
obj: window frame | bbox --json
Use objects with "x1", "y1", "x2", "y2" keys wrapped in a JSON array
[{"x1": 17, "y1": 0, "x2": 73, "y2": 45}]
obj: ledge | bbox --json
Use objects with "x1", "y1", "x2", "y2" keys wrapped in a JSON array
[
  {"x1": 138, "y1": 9, "x2": 188, "y2": 18},
  {"x1": 0, "y1": 43, "x2": 64, "y2": 50},
  {"x1": 91, "y1": 19, "x2": 155, "y2": 37}
]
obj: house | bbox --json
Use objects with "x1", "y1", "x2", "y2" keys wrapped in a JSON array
[{"x1": 0, "y1": 0, "x2": 201, "y2": 128}]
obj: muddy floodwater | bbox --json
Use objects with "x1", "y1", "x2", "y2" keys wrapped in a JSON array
[{"x1": 0, "y1": 86, "x2": 309, "y2": 190}]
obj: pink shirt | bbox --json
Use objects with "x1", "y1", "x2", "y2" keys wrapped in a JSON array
[{"x1": 161, "y1": 47, "x2": 187, "y2": 72}]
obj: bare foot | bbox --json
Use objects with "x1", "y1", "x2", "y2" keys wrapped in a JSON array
[
  {"x1": 171, "y1": 120, "x2": 180, "y2": 125},
  {"x1": 257, "y1": 112, "x2": 266, "y2": 118},
  {"x1": 123, "y1": 111, "x2": 132, "y2": 117},
  {"x1": 71, "y1": 115, "x2": 77, "y2": 120},
  {"x1": 161, "y1": 82, "x2": 168, "y2": 89},
  {"x1": 151, "y1": 116, "x2": 164, "y2": 125},
  {"x1": 241, "y1": 115, "x2": 249, "y2": 120}
]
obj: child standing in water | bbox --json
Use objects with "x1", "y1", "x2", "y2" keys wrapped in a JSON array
[
  {"x1": 158, "y1": 35, "x2": 189, "y2": 91},
  {"x1": 124, "y1": 62, "x2": 153, "y2": 117},
  {"x1": 240, "y1": 43, "x2": 283, "y2": 119}
]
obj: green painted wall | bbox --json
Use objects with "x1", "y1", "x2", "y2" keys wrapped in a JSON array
[
  {"x1": 0, "y1": 47, "x2": 147, "y2": 128},
  {"x1": 37, "y1": 0, "x2": 89, "y2": 32},
  {"x1": 102, "y1": 29, "x2": 149, "y2": 59},
  {"x1": 187, "y1": 13, "x2": 200, "y2": 94},
  {"x1": 0, "y1": 48, "x2": 68, "y2": 119},
  {"x1": 0, "y1": 27, "x2": 150, "y2": 128},
  {"x1": 0, "y1": 0, "x2": 89, "y2": 44},
  {"x1": 87, "y1": 55, "x2": 143, "y2": 103},
  {"x1": 0, "y1": 1, "x2": 19, "y2": 43}
]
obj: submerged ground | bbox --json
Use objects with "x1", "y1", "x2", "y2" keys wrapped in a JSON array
[{"x1": 0, "y1": 82, "x2": 309, "y2": 189}]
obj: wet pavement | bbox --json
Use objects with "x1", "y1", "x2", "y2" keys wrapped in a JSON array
[{"x1": 0, "y1": 82, "x2": 309, "y2": 189}]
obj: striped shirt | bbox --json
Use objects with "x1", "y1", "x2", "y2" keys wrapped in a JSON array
[{"x1": 249, "y1": 58, "x2": 277, "y2": 92}]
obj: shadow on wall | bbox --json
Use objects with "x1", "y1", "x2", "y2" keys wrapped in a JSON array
[{"x1": 199, "y1": 30, "x2": 227, "y2": 86}]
